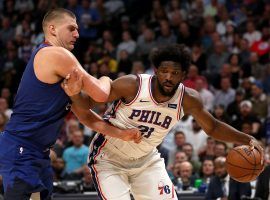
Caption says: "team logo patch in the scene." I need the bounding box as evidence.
[168,103,177,109]
[158,181,171,195]
[139,99,149,102]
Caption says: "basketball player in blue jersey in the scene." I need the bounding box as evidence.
[0,8,141,200]
[63,44,264,200]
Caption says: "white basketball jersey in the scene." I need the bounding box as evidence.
[103,74,185,158]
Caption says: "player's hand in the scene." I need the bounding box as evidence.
[61,69,83,96]
[120,128,142,144]
[249,138,264,165]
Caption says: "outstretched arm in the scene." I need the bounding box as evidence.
[183,88,263,157]
[71,103,141,143]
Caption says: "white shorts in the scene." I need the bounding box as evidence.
[88,134,177,200]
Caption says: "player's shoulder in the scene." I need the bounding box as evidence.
[182,87,203,113]
[113,74,138,86]
[37,46,72,58]
[184,87,201,100]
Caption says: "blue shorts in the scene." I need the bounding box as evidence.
[0,132,53,200]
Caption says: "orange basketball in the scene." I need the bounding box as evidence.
[225,145,264,182]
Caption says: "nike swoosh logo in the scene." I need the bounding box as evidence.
[139,99,149,102]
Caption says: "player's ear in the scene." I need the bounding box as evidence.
[181,70,187,81]
[49,25,56,36]
[153,67,158,75]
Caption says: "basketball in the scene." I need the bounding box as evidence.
[225,145,264,182]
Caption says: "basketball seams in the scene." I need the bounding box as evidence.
[226,161,263,170]
[231,148,254,166]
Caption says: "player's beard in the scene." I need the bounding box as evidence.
[157,80,180,97]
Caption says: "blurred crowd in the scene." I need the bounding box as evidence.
[0,0,270,199]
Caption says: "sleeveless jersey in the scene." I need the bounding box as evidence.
[103,74,185,158]
[5,43,71,150]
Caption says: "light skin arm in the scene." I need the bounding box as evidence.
[183,88,264,161]
[34,47,111,102]
[71,102,141,143]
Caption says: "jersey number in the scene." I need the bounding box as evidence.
[138,125,154,138]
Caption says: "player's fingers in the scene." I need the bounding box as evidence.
[134,131,142,143]
[61,82,65,89]
[65,73,70,80]
[74,69,79,80]
[249,140,254,150]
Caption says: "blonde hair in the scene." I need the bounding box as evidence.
[42,8,76,32]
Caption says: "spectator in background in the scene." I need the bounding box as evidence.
[183,65,208,89]
[62,130,89,179]
[205,156,251,200]
[117,50,133,75]
[1,88,13,108]
[216,9,234,37]
[214,77,236,109]
[227,88,245,122]
[97,50,118,73]
[0,17,15,46]
[156,19,177,47]
[76,0,101,58]
[184,119,208,160]
[198,137,216,162]
[195,79,214,111]
[0,112,8,132]
[0,98,12,119]
[232,100,262,139]
[250,82,268,121]
[167,131,186,167]
[177,21,194,47]
[227,53,241,89]
[243,21,261,47]
[173,161,197,191]
[191,41,207,74]
[199,159,214,187]
[212,105,231,124]
[116,30,136,60]
[130,61,145,75]
[214,142,227,158]
[207,41,229,77]
[242,52,265,80]
[14,0,34,13]
[239,38,251,65]
[263,64,270,95]
[136,28,156,67]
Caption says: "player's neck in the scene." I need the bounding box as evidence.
[44,37,60,48]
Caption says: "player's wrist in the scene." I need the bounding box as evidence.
[70,92,82,101]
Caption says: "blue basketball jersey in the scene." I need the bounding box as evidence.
[5,43,71,149]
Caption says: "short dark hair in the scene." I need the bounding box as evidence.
[150,44,191,72]
[42,8,76,31]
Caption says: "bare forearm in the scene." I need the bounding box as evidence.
[82,74,111,102]
[71,105,124,139]
[70,92,92,110]
[208,120,253,145]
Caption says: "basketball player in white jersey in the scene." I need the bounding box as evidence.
[63,44,263,200]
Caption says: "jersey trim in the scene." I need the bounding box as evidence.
[177,84,185,120]
[122,74,142,106]
[88,134,107,200]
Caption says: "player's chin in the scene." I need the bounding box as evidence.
[163,88,174,95]
[69,44,75,50]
